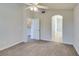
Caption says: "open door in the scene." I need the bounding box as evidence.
[31,18,40,40]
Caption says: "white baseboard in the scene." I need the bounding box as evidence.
[41,39,52,41]
[51,40,73,45]
[0,41,23,51]
[63,41,73,45]
[73,44,79,55]
[40,39,73,45]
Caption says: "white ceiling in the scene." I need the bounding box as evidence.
[39,3,77,10]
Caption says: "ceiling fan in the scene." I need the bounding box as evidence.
[25,3,48,12]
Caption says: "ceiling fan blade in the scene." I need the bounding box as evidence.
[25,3,33,6]
[25,6,32,10]
[36,5,48,9]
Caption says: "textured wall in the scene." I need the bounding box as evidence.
[0,3,23,50]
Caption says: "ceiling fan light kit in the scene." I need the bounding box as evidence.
[28,6,38,12]
[25,3,48,12]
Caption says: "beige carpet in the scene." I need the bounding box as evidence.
[0,40,78,56]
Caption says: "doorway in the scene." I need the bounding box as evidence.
[30,18,40,40]
[27,18,40,42]
[52,15,63,43]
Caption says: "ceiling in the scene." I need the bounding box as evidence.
[39,3,77,10]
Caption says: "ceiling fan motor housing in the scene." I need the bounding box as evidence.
[41,10,45,13]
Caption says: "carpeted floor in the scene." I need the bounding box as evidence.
[0,40,78,56]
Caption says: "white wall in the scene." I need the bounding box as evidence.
[35,10,73,44]
[73,4,79,54]
[0,3,23,50]
[25,9,73,44]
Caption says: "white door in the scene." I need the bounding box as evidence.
[52,15,63,42]
[31,18,40,40]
